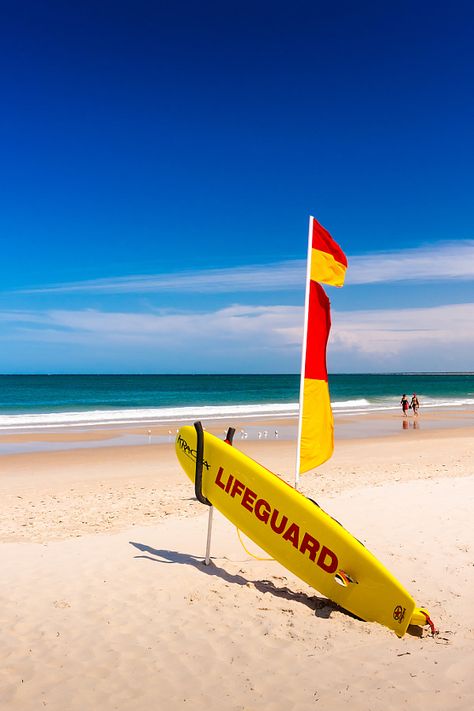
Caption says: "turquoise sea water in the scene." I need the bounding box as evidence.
[0,373,473,431]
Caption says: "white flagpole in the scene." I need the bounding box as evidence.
[204,506,214,565]
[294,215,314,489]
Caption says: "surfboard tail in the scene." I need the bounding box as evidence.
[410,607,437,635]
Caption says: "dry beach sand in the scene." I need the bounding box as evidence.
[1,412,473,710]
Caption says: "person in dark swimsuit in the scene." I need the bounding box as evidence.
[401,394,409,417]
[411,393,420,416]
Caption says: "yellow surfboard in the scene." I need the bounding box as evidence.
[176,424,433,637]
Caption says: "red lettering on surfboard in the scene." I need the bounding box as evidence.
[270,509,288,534]
[282,522,300,549]
[213,466,339,575]
[241,487,257,512]
[215,467,226,490]
[299,532,320,562]
[317,546,338,574]
[230,478,245,498]
[255,498,271,523]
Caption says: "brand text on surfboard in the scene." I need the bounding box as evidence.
[176,434,210,470]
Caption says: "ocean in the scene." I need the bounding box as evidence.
[0,373,473,431]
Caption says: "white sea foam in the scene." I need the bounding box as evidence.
[332,398,371,409]
[1,396,473,432]
[0,403,299,431]
[415,397,474,408]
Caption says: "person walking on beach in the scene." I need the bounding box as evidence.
[400,394,409,417]
[411,393,420,416]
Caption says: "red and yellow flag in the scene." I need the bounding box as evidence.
[310,217,347,287]
[297,217,347,477]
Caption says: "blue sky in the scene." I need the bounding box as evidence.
[1,0,473,373]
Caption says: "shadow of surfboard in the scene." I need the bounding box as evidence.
[129,540,351,620]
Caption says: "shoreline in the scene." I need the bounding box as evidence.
[1,405,474,455]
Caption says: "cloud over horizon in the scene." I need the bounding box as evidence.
[2,301,473,373]
[12,240,474,295]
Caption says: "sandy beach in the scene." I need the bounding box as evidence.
[1,413,473,710]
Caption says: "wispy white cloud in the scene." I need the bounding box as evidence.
[13,240,474,294]
[0,305,303,347]
[329,302,474,371]
[2,302,473,372]
[331,302,474,355]
[16,262,306,294]
[347,240,474,285]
